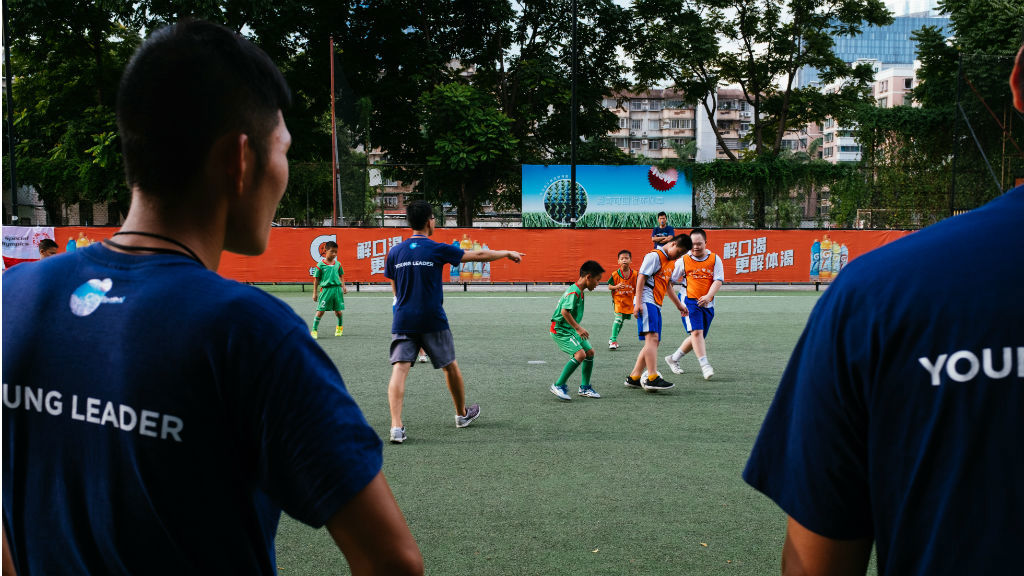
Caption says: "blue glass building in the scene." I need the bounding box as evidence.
[796,15,952,87]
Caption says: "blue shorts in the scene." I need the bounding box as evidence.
[637,302,663,341]
[683,298,715,337]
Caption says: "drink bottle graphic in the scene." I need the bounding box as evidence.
[450,239,461,282]
[831,242,842,277]
[472,241,483,279]
[839,244,849,272]
[460,234,473,279]
[810,238,821,280]
[820,235,833,280]
[66,237,77,253]
[482,244,491,281]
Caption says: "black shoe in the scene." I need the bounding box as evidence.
[641,376,675,392]
[624,375,643,389]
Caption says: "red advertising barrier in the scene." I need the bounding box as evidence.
[58,226,912,284]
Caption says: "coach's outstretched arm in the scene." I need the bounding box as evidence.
[326,472,424,575]
[461,249,524,263]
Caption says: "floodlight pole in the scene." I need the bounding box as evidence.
[569,0,578,228]
[329,36,344,226]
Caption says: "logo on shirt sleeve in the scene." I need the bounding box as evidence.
[69,279,125,317]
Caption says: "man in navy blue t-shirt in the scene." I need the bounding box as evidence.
[384,200,523,444]
[743,44,1024,576]
[650,211,675,247]
[2,21,422,575]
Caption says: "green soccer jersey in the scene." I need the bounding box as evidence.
[551,284,585,332]
[315,260,343,287]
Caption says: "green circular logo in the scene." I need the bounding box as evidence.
[542,179,588,225]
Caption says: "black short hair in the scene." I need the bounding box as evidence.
[657,211,668,218]
[580,260,605,278]
[117,20,291,197]
[406,200,434,230]
[38,239,58,252]
[324,241,338,250]
[617,249,631,258]
[690,228,707,240]
[669,234,693,252]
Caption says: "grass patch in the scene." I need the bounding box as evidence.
[268,290,875,575]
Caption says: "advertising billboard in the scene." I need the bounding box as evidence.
[522,164,692,228]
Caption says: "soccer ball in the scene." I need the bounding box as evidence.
[640,369,663,381]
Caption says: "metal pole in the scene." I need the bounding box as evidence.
[3,0,20,223]
[569,0,578,228]
[949,51,962,217]
[329,36,338,226]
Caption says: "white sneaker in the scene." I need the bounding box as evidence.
[390,426,407,444]
[417,354,429,363]
[608,340,619,350]
[664,355,684,374]
[702,364,714,380]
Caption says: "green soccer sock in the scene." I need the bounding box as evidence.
[581,357,594,388]
[555,357,581,387]
[337,314,343,326]
[610,313,624,341]
[313,316,321,330]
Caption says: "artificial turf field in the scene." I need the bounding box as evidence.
[266,287,877,575]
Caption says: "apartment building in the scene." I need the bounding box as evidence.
[605,90,699,159]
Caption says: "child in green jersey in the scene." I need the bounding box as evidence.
[311,241,347,339]
[549,260,605,400]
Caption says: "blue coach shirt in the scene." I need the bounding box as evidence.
[385,234,464,334]
[3,244,383,575]
[651,224,674,246]
[743,184,1024,576]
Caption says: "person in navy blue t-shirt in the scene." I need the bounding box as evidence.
[743,44,1024,576]
[384,200,523,444]
[2,21,422,575]
[650,211,675,247]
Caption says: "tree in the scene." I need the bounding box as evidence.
[419,82,518,226]
[6,0,141,223]
[629,0,892,226]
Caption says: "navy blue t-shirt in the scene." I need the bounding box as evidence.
[385,235,464,334]
[743,184,1024,575]
[2,244,383,575]
[651,225,675,246]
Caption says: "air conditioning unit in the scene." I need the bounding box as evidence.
[642,139,649,146]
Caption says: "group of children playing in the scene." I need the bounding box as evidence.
[549,227,724,400]
[308,230,724,402]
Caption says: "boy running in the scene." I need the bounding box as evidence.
[665,228,724,380]
[549,260,605,400]
[607,249,635,350]
[311,240,346,339]
[624,234,692,392]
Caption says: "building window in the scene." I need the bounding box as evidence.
[904,78,913,89]
[824,133,834,143]
[619,118,627,129]
[629,140,641,150]
[667,118,693,129]
[648,140,661,150]
[630,119,642,130]
[603,98,618,108]
[630,100,643,111]
[613,138,628,148]
[839,145,861,153]
[664,100,683,109]
[824,118,834,128]
[838,130,857,138]
[648,120,661,130]
[716,120,732,130]
[649,100,662,111]
[877,97,887,108]
[379,196,399,208]
[880,80,888,92]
